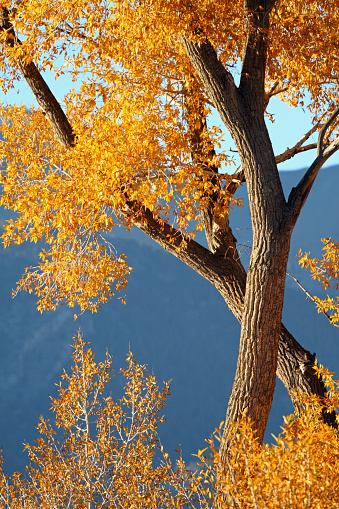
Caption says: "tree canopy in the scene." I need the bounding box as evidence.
[0,0,339,461]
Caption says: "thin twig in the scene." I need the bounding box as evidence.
[286,272,339,329]
[276,117,325,164]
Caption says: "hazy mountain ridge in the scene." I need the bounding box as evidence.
[0,165,338,475]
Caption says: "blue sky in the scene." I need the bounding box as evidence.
[3,69,339,173]
[215,95,339,172]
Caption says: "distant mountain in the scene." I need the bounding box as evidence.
[0,164,338,475]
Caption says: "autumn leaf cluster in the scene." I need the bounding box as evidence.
[0,333,211,509]
[191,366,339,508]
[298,238,339,324]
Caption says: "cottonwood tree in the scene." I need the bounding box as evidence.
[0,0,339,462]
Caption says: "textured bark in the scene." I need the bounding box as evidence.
[121,200,247,320]
[184,74,238,258]
[278,325,336,426]
[181,0,294,449]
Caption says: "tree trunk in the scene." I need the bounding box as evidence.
[179,0,337,456]
[181,25,292,444]
[221,116,291,450]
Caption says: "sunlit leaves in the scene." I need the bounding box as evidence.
[1,335,339,508]
[268,0,339,119]
[0,0,339,311]
[0,333,211,509]
[298,238,339,324]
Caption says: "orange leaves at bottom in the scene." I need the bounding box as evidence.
[1,335,339,508]
[0,333,209,509]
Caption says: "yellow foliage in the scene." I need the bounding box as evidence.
[0,0,338,311]
[298,238,339,324]
[0,333,211,509]
[196,367,339,508]
[1,336,339,508]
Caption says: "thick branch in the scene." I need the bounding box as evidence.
[239,0,278,112]
[120,200,246,320]
[0,7,75,147]
[181,22,286,220]
[183,74,237,257]
[278,325,337,427]
[179,34,241,133]
[17,60,75,147]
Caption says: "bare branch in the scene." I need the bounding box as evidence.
[317,105,339,156]
[287,108,339,223]
[161,92,183,109]
[287,273,339,329]
[269,86,288,98]
[275,119,323,164]
[264,80,288,109]
[275,143,320,164]
[223,119,327,190]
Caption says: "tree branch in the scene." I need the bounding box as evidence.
[317,106,339,157]
[264,80,288,110]
[287,108,339,224]
[225,167,246,196]
[239,0,278,112]
[275,119,324,164]
[0,7,75,147]
[183,74,238,258]
[120,199,247,320]
[287,272,339,329]
[17,59,75,147]
[276,143,320,164]
[278,324,337,427]
[179,34,241,135]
